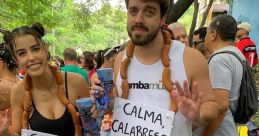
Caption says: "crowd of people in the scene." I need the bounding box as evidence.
[0,0,258,136]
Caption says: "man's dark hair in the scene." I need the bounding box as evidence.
[193,27,207,40]
[125,0,169,18]
[209,14,237,41]
[63,48,77,61]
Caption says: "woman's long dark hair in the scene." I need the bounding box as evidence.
[0,29,18,72]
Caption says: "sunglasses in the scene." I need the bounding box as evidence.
[193,40,204,46]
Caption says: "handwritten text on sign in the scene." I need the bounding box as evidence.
[111,98,175,136]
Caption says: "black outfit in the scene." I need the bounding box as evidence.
[29,72,75,136]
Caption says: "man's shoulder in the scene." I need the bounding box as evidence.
[239,37,256,46]
[209,48,245,69]
[62,65,78,70]
[62,65,87,74]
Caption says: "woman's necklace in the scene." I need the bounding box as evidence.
[21,65,81,136]
[120,30,177,112]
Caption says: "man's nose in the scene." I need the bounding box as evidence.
[135,12,144,23]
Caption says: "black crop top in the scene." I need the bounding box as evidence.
[29,72,75,136]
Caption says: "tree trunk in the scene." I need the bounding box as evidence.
[166,0,195,24]
[199,0,214,27]
[189,0,199,47]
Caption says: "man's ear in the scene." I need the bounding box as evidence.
[211,30,217,41]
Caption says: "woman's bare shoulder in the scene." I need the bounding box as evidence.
[64,72,86,84]
[10,80,25,98]
[61,71,89,96]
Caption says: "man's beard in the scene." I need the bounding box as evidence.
[127,24,160,46]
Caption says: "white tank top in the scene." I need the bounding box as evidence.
[116,40,192,136]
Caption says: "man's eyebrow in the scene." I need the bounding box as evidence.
[145,5,157,10]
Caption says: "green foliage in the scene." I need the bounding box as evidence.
[178,3,194,34]
[0,0,128,56]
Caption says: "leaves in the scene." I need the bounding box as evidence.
[0,0,128,56]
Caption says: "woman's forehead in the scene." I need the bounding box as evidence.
[14,35,37,48]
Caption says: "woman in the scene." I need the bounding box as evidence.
[6,23,89,136]
[82,51,96,81]
[95,46,119,69]
[91,46,119,134]
[0,33,18,133]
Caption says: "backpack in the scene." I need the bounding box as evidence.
[208,51,258,124]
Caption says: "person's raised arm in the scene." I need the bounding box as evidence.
[183,47,218,126]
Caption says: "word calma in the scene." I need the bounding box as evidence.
[123,103,163,126]
[112,120,167,136]
[112,102,167,136]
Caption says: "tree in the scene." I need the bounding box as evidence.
[199,0,214,27]
[166,0,195,24]
[189,0,199,46]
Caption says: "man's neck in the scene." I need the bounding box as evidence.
[65,60,77,66]
[237,33,249,40]
[210,40,234,53]
[239,35,249,40]
[134,31,164,65]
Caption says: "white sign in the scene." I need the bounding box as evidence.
[21,129,57,136]
[111,97,175,136]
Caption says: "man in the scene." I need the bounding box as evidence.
[168,22,190,46]
[91,0,218,135]
[192,27,209,58]
[194,15,245,136]
[236,22,258,67]
[61,48,89,84]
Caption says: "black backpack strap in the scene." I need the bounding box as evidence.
[65,72,68,98]
[208,51,246,68]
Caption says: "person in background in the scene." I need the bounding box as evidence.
[192,27,210,59]
[6,23,89,136]
[61,48,89,84]
[77,55,84,69]
[82,51,96,82]
[96,46,119,69]
[163,27,174,40]
[52,55,65,68]
[193,14,245,136]
[236,22,258,67]
[168,22,190,46]
[90,46,119,134]
[0,31,18,134]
